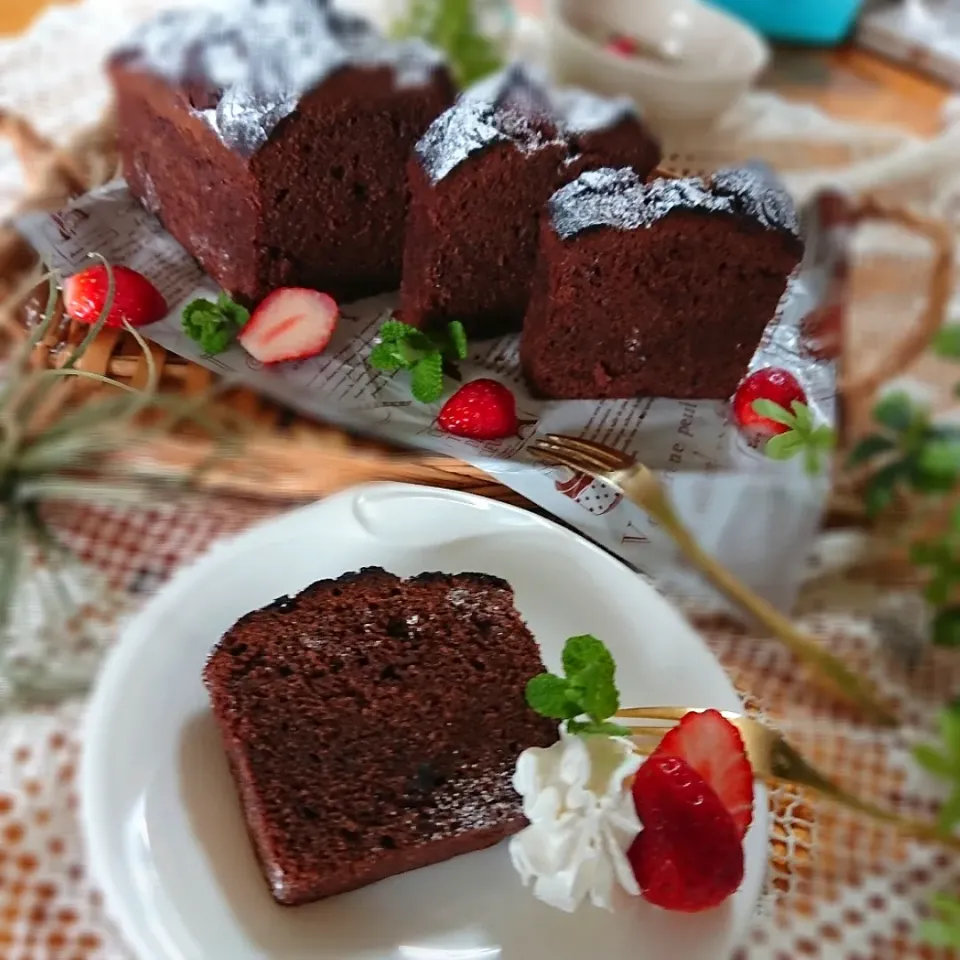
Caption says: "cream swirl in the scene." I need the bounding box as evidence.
[509,732,643,912]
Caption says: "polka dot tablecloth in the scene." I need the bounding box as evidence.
[1,497,960,960]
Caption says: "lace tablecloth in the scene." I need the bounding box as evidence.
[3,2,960,958]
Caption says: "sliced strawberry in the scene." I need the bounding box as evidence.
[651,709,754,838]
[63,264,167,329]
[239,288,338,365]
[732,368,807,435]
[628,755,744,912]
[437,378,518,441]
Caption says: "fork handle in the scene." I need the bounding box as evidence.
[816,783,960,849]
[644,496,896,727]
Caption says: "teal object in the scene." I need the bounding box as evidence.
[705,0,865,44]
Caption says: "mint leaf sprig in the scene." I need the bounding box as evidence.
[391,0,504,88]
[368,318,468,404]
[526,634,631,737]
[181,292,250,355]
[753,398,836,476]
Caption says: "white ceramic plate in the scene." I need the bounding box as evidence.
[81,482,767,960]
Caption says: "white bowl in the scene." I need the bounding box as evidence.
[544,0,770,125]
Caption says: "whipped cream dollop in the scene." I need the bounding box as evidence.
[509,732,643,913]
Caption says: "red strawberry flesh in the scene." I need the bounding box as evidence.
[605,34,638,57]
[628,755,744,912]
[732,367,806,435]
[239,288,338,365]
[437,378,518,441]
[651,709,754,838]
[63,264,168,329]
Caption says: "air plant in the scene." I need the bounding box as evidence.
[0,258,240,708]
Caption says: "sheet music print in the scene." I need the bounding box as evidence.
[17,180,836,611]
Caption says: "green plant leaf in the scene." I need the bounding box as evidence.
[751,398,797,428]
[525,673,579,719]
[763,431,804,461]
[934,608,960,648]
[578,661,619,720]
[410,352,444,404]
[446,320,469,360]
[847,434,897,467]
[790,399,814,432]
[919,440,960,480]
[368,341,405,371]
[873,391,915,433]
[938,789,960,835]
[181,294,249,355]
[562,634,613,679]
[920,917,960,948]
[934,325,960,359]
[863,460,909,517]
[568,719,633,737]
[940,704,960,760]
[914,744,955,778]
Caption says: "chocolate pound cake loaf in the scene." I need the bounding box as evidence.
[109,0,454,305]
[521,164,805,400]
[203,568,558,906]
[400,64,660,338]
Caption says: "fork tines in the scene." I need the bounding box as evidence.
[529,434,633,475]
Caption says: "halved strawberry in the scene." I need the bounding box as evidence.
[63,264,167,329]
[238,288,338,365]
[628,755,744,912]
[651,709,754,838]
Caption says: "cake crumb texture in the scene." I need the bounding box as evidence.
[203,567,558,906]
[521,164,804,400]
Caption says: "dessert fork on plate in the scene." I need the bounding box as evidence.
[618,706,960,850]
[528,433,896,726]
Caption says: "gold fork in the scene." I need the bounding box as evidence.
[617,706,959,850]
[529,433,897,727]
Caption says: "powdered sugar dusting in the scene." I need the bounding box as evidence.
[552,87,637,135]
[422,761,517,839]
[415,96,561,185]
[418,61,645,184]
[549,164,801,241]
[115,0,445,156]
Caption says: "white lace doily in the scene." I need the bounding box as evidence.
[3,2,960,959]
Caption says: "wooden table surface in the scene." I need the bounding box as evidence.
[0,0,952,138]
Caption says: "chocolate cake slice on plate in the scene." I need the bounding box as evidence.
[203,567,558,906]
[109,0,454,304]
[521,164,805,400]
[399,64,660,338]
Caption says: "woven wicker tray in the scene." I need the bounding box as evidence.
[0,107,952,507]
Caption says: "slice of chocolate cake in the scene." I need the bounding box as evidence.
[203,568,558,906]
[399,64,661,339]
[521,164,805,400]
[109,0,454,305]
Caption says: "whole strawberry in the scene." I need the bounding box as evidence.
[628,755,744,912]
[438,379,518,441]
[63,265,168,329]
[732,368,806,435]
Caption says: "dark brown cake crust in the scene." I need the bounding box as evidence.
[109,0,454,305]
[521,165,805,400]
[203,567,558,906]
[399,65,661,338]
